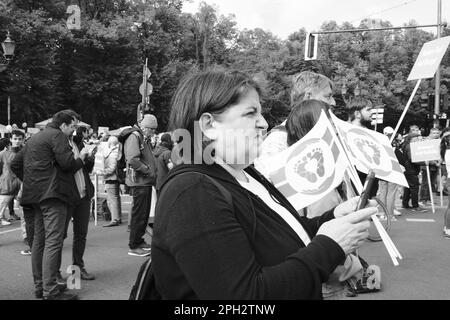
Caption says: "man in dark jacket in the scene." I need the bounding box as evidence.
[124,114,158,257]
[11,110,89,300]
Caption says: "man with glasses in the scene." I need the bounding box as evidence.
[124,114,158,257]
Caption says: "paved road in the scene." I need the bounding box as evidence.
[1,193,449,300]
[0,193,147,300]
[349,197,450,300]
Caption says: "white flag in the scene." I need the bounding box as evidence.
[259,111,350,213]
[330,113,408,187]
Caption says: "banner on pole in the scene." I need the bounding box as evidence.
[330,113,408,187]
[407,36,450,81]
[410,139,441,163]
[27,127,40,135]
[98,126,109,135]
[258,111,350,212]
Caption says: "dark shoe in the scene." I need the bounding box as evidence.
[80,268,95,281]
[138,242,151,251]
[35,283,67,299]
[411,207,428,212]
[103,220,120,227]
[43,292,79,300]
[401,205,411,209]
[118,219,122,224]
[8,214,21,221]
[35,290,43,299]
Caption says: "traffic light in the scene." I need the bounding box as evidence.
[304,33,318,61]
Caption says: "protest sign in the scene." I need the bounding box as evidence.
[392,37,450,143]
[408,36,450,81]
[410,139,441,163]
[98,126,109,135]
[27,127,40,135]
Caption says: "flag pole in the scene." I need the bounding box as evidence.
[439,165,444,207]
[327,112,401,264]
[94,173,98,226]
[325,109,364,193]
[390,79,422,144]
[426,162,436,213]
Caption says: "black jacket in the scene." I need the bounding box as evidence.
[154,145,172,191]
[71,138,95,200]
[11,124,84,205]
[402,142,421,175]
[152,163,345,300]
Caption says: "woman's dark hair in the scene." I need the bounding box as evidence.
[76,126,88,136]
[169,70,262,133]
[73,126,88,145]
[168,69,262,163]
[160,133,173,150]
[286,99,330,146]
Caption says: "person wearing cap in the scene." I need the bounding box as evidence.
[376,126,404,220]
[124,114,158,257]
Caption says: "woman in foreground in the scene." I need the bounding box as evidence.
[152,70,375,299]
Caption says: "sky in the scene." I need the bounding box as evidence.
[182,0,450,40]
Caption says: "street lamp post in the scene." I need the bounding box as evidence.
[1,31,16,126]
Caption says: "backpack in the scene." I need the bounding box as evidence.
[129,257,161,300]
[115,151,127,185]
[117,127,157,185]
[116,128,138,184]
[128,171,233,300]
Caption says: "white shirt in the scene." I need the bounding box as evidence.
[238,172,311,246]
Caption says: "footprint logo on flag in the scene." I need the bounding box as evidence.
[354,138,381,165]
[293,148,325,183]
[275,129,339,196]
[346,128,393,177]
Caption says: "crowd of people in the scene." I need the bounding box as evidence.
[1,68,449,300]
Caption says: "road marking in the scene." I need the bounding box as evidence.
[406,219,436,223]
[0,227,21,235]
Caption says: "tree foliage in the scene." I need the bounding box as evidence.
[0,1,449,133]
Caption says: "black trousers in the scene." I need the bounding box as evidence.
[59,196,92,270]
[403,173,420,208]
[31,199,68,297]
[23,205,35,248]
[419,168,438,201]
[129,186,152,249]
